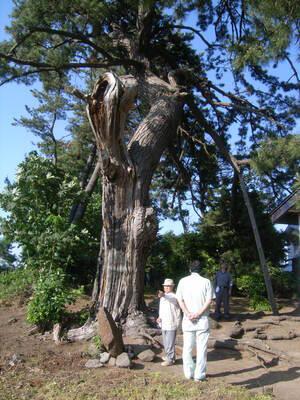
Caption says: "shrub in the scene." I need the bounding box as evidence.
[237,273,271,312]
[27,268,78,329]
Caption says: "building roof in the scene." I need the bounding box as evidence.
[270,190,300,225]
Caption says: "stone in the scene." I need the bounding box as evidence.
[7,317,18,325]
[108,357,116,367]
[116,352,131,368]
[137,349,155,362]
[8,353,24,367]
[85,359,103,369]
[99,352,110,364]
[97,307,124,357]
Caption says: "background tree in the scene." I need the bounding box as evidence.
[0,236,16,271]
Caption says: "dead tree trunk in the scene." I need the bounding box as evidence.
[86,72,182,321]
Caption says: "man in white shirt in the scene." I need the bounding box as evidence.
[176,261,213,381]
[157,278,181,366]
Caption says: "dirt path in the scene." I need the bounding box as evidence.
[1,298,300,400]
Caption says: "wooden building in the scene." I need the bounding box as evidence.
[270,190,300,295]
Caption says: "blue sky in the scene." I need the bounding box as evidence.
[0,1,38,190]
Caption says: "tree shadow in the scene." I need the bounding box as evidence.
[131,362,145,370]
[208,364,262,378]
[232,366,300,389]
[208,347,243,362]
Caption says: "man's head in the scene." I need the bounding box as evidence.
[189,260,201,274]
[220,259,228,271]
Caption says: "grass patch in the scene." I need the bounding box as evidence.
[0,368,273,400]
[0,268,36,302]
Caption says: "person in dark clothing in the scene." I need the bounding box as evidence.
[214,260,233,320]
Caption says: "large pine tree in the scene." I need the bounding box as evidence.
[1,0,299,321]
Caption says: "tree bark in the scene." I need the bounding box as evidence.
[91,230,104,304]
[86,72,182,321]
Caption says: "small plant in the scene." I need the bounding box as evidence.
[27,268,77,329]
[92,334,103,350]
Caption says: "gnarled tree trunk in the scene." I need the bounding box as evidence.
[87,72,182,321]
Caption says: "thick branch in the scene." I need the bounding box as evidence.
[0,68,56,87]
[28,26,113,60]
[0,52,142,71]
[195,77,285,129]
[71,160,101,224]
[128,94,182,183]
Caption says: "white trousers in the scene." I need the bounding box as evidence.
[182,329,209,380]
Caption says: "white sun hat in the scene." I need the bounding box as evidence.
[162,278,175,286]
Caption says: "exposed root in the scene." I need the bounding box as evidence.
[254,331,300,340]
[66,320,97,342]
[53,323,62,344]
[138,331,163,348]
[208,337,291,364]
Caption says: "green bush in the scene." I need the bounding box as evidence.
[0,268,36,301]
[27,268,79,329]
[237,273,271,312]
[249,297,272,312]
[270,268,296,297]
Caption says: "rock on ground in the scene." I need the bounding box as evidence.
[85,359,103,369]
[99,352,110,364]
[97,307,124,357]
[108,357,116,367]
[137,349,155,362]
[116,352,131,368]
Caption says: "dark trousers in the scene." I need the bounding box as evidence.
[215,287,230,317]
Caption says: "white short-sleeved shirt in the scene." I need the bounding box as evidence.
[159,292,181,331]
[176,273,213,332]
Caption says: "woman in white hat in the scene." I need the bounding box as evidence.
[157,278,181,366]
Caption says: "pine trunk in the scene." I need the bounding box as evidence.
[87,72,182,321]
